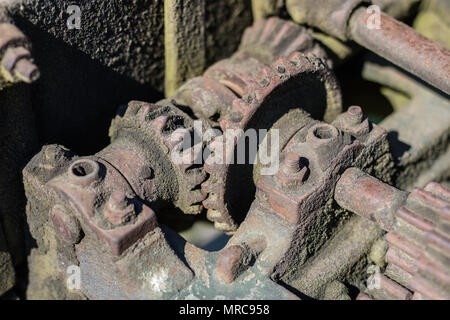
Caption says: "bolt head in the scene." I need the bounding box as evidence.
[105,191,135,225]
[342,106,370,136]
[276,153,309,185]
[231,111,243,123]
[109,191,127,210]
[348,106,363,118]
[341,106,370,136]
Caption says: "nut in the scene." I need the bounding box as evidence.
[275,152,309,185]
[104,191,135,225]
[341,106,370,136]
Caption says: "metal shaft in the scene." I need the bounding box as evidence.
[334,167,408,231]
[348,7,450,95]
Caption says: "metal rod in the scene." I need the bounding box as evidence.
[334,167,408,231]
[348,7,450,95]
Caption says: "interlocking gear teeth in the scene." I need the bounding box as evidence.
[203,57,266,97]
[238,17,330,67]
[171,77,238,126]
[202,52,342,232]
[220,52,342,131]
[111,100,209,215]
[368,182,450,300]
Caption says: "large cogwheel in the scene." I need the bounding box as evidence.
[109,100,210,215]
[202,52,342,232]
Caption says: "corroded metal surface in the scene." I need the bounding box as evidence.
[349,7,450,95]
[1,0,449,301]
[359,182,450,300]
[364,59,450,190]
[23,106,393,299]
[171,18,342,231]
[0,23,39,88]
[284,0,450,94]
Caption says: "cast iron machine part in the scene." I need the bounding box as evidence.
[24,18,341,298]
[21,101,384,299]
[281,0,450,95]
[16,9,450,299]
[24,94,450,299]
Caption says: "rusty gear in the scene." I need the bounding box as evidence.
[366,182,450,300]
[108,100,209,215]
[203,52,342,231]
[0,23,39,88]
[0,1,449,301]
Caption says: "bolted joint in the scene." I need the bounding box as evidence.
[104,191,136,225]
[346,106,363,125]
[275,152,309,186]
[50,205,82,244]
[340,106,370,137]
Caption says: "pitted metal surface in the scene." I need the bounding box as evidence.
[0,0,449,300]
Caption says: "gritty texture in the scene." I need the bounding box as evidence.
[164,0,206,96]
[204,0,253,70]
[0,219,15,295]
[0,82,38,293]
[7,0,165,88]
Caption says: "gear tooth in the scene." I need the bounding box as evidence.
[240,26,253,46]
[153,115,170,133]
[241,19,265,47]
[201,177,222,196]
[272,20,297,47]
[201,182,210,195]
[201,180,212,194]
[409,188,449,215]
[126,100,147,115]
[305,45,330,65]
[284,32,314,57]
[259,16,282,43]
[185,168,207,186]
[165,127,190,149]
[185,204,203,215]
[207,209,222,220]
[203,197,219,211]
[240,18,317,65]
[176,145,203,172]
[424,182,450,202]
[189,189,207,204]
[380,183,450,300]
[214,221,237,233]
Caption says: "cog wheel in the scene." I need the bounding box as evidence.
[238,17,330,67]
[365,182,450,300]
[109,100,210,215]
[172,18,331,128]
[202,52,342,232]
